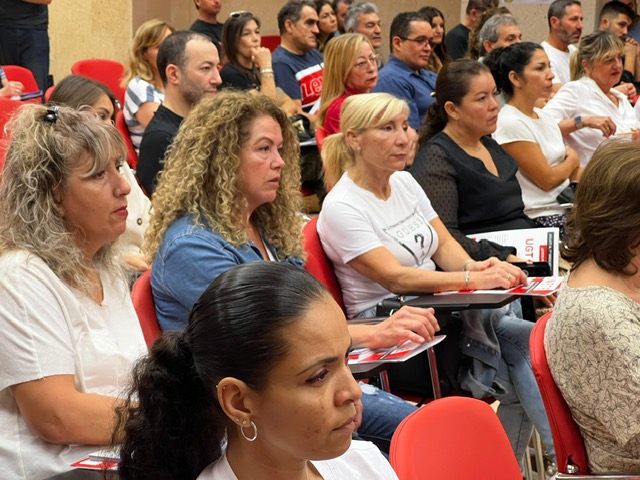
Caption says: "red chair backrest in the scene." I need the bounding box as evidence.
[390,396,522,480]
[131,269,162,348]
[3,65,41,102]
[530,312,589,474]
[315,125,327,152]
[115,110,139,170]
[261,35,281,52]
[302,217,346,312]
[0,98,23,170]
[71,59,126,106]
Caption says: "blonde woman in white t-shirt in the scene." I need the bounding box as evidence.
[486,41,582,233]
[0,104,146,479]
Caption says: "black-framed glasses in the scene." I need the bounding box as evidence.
[353,54,381,70]
[398,36,431,47]
[43,106,59,124]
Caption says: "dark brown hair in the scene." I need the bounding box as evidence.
[562,140,640,275]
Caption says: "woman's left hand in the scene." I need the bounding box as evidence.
[535,292,557,309]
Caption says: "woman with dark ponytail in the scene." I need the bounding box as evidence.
[413,59,536,262]
[116,262,398,480]
[486,42,581,234]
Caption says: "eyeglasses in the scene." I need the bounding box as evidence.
[43,106,59,124]
[353,54,381,70]
[398,36,431,47]
[229,10,251,19]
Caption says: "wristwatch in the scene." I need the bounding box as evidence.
[574,115,583,129]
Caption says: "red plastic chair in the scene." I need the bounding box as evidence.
[71,59,126,106]
[261,35,281,52]
[315,125,327,152]
[302,217,346,312]
[0,98,23,170]
[115,110,139,170]
[131,269,162,348]
[2,65,41,102]
[390,396,522,480]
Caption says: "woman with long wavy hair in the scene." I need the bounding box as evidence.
[0,104,146,479]
[317,33,378,136]
[144,91,304,332]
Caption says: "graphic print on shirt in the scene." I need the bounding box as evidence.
[295,63,324,110]
[382,208,435,266]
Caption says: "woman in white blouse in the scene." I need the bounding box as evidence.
[486,42,582,232]
[543,30,640,167]
[0,105,146,479]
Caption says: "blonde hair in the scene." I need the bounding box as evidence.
[317,33,374,127]
[0,104,127,293]
[322,92,409,187]
[570,30,624,81]
[144,91,305,263]
[122,19,175,87]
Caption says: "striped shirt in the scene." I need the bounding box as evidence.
[124,77,163,154]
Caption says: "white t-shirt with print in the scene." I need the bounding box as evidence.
[318,171,439,318]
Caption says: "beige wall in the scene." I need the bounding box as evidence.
[48,0,605,85]
[49,0,132,84]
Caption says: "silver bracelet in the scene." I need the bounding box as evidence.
[462,259,474,271]
[260,68,274,74]
[464,270,471,290]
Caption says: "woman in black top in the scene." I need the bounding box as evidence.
[219,11,298,116]
[412,59,535,262]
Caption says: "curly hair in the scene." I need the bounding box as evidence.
[0,104,127,293]
[122,19,175,87]
[144,91,304,263]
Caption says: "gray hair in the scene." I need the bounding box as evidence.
[0,104,127,293]
[344,2,379,33]
[479,14,519,46]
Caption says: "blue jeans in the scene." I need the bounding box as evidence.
[490,305,556,464]
[358,382,417,453]
[0,27,50,92]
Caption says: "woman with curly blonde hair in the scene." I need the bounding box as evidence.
[145,91,305,331]
[0,104,146,479]
[122,18,174,153]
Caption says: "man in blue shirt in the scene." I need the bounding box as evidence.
[373,11,436,130]
[272,0,324,113]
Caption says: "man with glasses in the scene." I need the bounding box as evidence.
[373,11,436,130]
